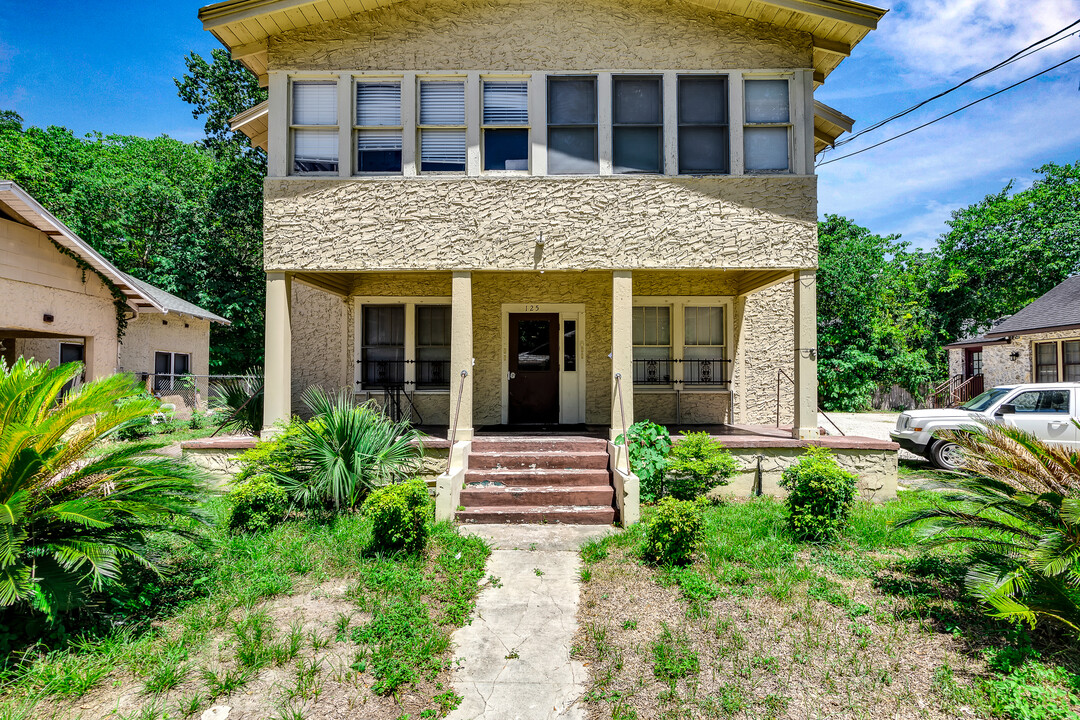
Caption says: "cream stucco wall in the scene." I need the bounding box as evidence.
[0,217,118,378]
[288,269,792,426]
[264,177,817,272]
[268,0,812,72]
[119,314,212,377]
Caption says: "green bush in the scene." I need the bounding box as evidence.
[779,446,858,542]
[643,497,704,566]
[665,432,738,500]
[362,479,431,554]
[227,475,289,534]
[616,420,672,502]
[235,420,306,484]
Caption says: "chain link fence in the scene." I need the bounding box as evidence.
[138,374,249,417]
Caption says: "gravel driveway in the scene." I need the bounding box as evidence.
[818,411,923,462]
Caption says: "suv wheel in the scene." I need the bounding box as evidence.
[930,439,965,471]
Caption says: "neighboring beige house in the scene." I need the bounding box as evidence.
[945,275,1080,399]
[0,181,230,403]
[198,0,892,522]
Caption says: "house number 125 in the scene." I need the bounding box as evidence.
[524,304,541,312]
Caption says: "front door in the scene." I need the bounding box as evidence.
[508,313,559,424]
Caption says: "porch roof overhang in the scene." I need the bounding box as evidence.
[206,0,886,152]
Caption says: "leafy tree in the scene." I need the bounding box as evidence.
[0,359,209,619]
[931,161,1080,340]
[817,215,939,410]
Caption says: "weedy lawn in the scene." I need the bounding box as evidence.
[574,491,1080,720]
[0,505,490,720]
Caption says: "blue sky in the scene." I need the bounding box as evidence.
[2,0,1079,248]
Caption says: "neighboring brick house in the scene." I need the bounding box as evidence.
[0,181,229,405]
[945,275,1080,396]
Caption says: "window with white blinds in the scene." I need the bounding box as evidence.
[291,80,339,174]
[482,80,529,171]
[744,79,790,172]
[355,81,402,173]
[419,80,466,172]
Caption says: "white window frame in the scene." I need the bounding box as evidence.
[417,76,468,175]
[353,76,405,176]
[353,296,452,393]
[288,77,340,177]
[632,296,734,391]
[742,75,793,174]
[480,75,531,175]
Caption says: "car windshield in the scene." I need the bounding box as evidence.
[960,387,1011,412]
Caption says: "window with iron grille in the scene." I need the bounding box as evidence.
[632,306,672,385]
[683,306,726,385]
[416,305,451,388]
[361,305,405,387]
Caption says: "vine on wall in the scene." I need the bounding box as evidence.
[49,239,130,341]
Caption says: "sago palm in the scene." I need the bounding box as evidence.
[0,358,211,618]
[897,423,1080,633]
[277,387,422,512]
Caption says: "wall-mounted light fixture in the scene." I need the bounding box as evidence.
[1010,351,1021,360]
[43,314,54,323]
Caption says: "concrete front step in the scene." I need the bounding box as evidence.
[460,485,614,507]
[457,505,616,525]
[468,450,609,471]
[470,437,608,454]
[465,468,611,487]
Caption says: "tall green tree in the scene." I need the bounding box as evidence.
[931,162,1080,340]
[817,215,939,410]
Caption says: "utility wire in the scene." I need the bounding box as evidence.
[828,18,1080,150]
[817,51,1080,167]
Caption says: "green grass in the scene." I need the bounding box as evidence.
[0,505,489,718]
[577,491,1080,720]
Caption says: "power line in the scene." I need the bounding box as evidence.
[817,51,1080,167]
[828,18,1080,150]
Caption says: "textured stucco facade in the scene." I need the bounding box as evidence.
[118,314,212,377]
[264,177,817,272]
[267,0,812,73]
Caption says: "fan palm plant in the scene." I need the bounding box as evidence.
[276,387,422,512]
[210,370,264,436]
[0,358,211,619]
[896,423,1080,633]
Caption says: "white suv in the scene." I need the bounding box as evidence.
[890,383,1080,470]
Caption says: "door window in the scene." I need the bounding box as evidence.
[1010,389,1070,413]
[516,320,552,370]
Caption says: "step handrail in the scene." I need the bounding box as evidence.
[775,367,845,436]
[614,372,630,474]
[446,369,469,473]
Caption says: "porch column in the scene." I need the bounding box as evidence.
[263,271,293,432]
[793,269,819,439]
[450,271,473,440]
[611,270,634,440]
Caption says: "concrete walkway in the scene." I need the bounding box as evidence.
[446,524,616,720]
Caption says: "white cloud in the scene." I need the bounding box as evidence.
[817,78,1080,246]
[877,0,1080,83]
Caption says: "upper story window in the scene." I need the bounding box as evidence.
[678,75,729,175]
[419,79,467,173]
[744,79,790,172]
[547,76,598,175]
[613,75,663,174]
[355,81,402,174]
[291,80,338,174]
[483,80,529,172]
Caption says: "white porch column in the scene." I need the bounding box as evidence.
[263,271,293,432]
[611,270,634,440]
[450,271,474,440]
[793,269,819,439]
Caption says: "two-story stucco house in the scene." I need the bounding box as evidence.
[198,0,891,524]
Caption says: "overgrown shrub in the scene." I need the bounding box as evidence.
[897,424,1080,634]
[643,497,704,566]
[616,420,671,503]
[665,432,738,500]
[114,390,158,440]
[235,420,306,484]
[780,446,858,542]
[228,475,289,534]
[362,479,431,554]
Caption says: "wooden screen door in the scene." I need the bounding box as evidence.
[508,313,560,424]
